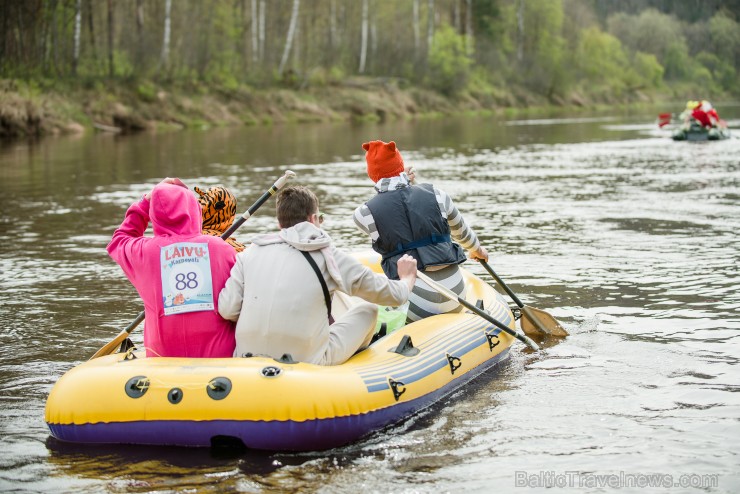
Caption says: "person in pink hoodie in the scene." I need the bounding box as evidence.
[107,178,237,358]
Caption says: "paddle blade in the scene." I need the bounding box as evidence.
[520,305,569,337]
[89,330,129,359]
[658,113,671,128]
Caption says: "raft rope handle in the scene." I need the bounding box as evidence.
[119,345,162,358]
[123,376,226,391]
[119,347,233,391]
[123,347,137,360]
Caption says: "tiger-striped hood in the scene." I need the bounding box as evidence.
[194,185,237,235]
[149,182,202,237]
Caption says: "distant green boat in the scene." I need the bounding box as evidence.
[672,122,731,141]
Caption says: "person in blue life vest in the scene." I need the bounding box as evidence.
[353,140,488,322]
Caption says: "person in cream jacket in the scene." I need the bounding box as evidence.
[218,185,417,365]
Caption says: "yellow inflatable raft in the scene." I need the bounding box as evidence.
[45,252,516,451]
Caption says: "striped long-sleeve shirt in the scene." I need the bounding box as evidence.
[353,175,482,321]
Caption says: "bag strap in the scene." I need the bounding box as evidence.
[300,250,334,324]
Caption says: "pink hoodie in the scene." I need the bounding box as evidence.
[107,182,237,358]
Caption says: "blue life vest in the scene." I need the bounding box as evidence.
[365,183,467,279]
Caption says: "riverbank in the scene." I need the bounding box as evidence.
[0,77,680,139]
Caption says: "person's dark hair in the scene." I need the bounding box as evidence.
[276,185,319,228]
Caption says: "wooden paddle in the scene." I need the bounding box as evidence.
[415,270,539,351]
[478,259,568,337]
[89,170,297,360]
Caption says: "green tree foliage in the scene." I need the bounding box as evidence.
[427,23,473,95]
[696,51,736,90]
[662,41,694,80]
[708,13,740,68]
[517,0,567,98]
[473,1,513,80]
[200,1,244,87]
[0,0,737,100]
[592,0,739,24]
[603,6,740,93]
[607,8,726,84]
[574,27,663,96]
[607,9,688,77]
[576,28,629,82]
[632,52,664,89]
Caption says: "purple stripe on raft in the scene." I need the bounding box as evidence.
[48,347,509,451]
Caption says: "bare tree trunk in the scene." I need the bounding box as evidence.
[517,0,524,62]
[329,0,337,50]
[371,17,377,70]
[293,7,301,74]
[0,5,7,70]
[453,0,460,32]
[87,0,97,61]
[413,0,420,58]
[240,0,247,70]
[41,3,51,74]
[278,0,299,76]
[52,1,59,74]
[136,0,144,67]
[160,0,171,69]
[358,0,368,73]
[338,1,345,50]
[200,4,212,78]
[251,0,258,64]
[107,0,113,77]
[258,0,265,62]
[73,0,81,74]
[427,0,434,51]
[465,0,472,53]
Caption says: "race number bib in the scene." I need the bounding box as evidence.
[160,242,214,315]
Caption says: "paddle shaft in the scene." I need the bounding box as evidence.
[416,270,539,351]
[92,170,296,359]
[479,260,524,308]
[478,259,568,337]
[222,170,296,239]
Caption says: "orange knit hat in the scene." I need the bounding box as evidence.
[363,140,405,182]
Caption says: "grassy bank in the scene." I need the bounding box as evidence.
[0,77,702,139]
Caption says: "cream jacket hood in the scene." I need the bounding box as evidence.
[253,221,346,292]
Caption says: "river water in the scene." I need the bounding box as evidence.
[0,106,738,493]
